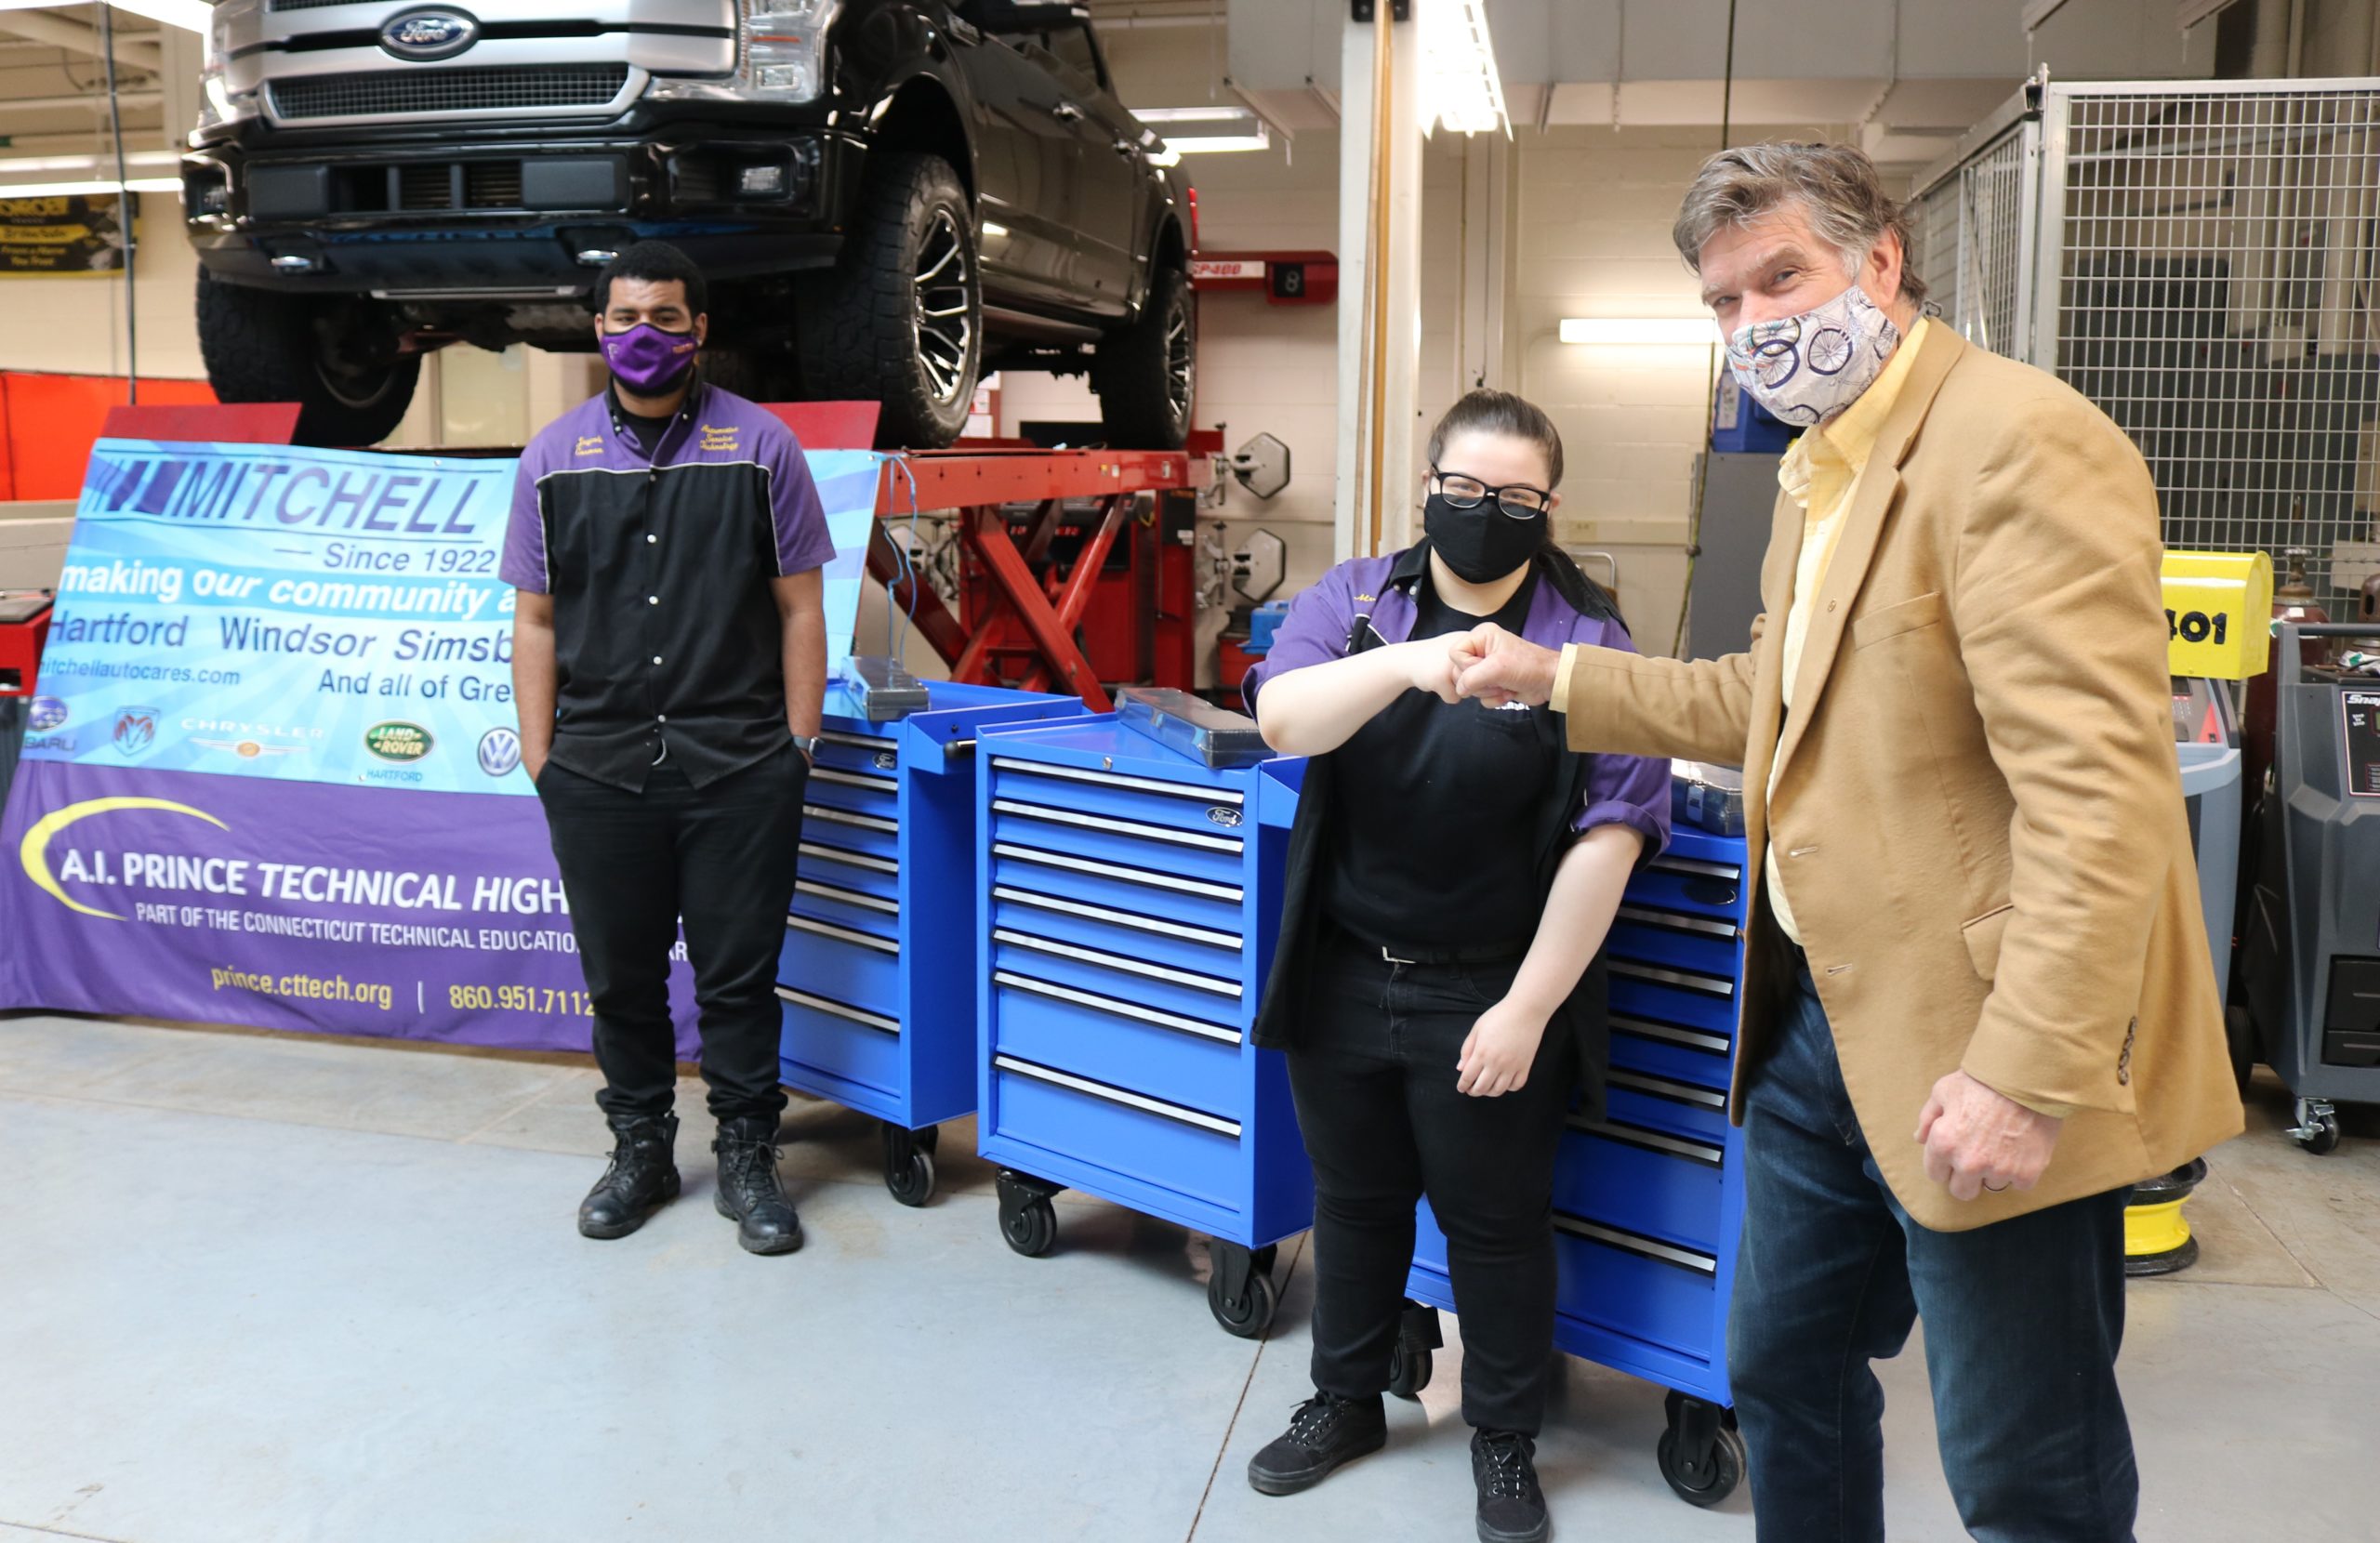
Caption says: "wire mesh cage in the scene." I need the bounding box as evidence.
[1912,77,2380,610]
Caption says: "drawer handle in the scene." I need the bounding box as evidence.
[1649,855,1744,883]
[991,843,1244,903]
[787,915,899,954]
[1607,1069,1728,1109]
[993,1053,1241,1138]
[1611,1014,1732,1056]
[1612,959,1737,999]
[995,929,1243,997]
[993,799,1243,854]
[820,730,897,753]
[991,756,1241,807]
[805,803,898,835]
[797,879,899,916]
[1617,904,1741,942]
[800,840,898,876]
[774,984,898,1035]
[1554,1213,1717,1276]
[1570,1115,1724,1167]
[812,767,899,795]
[993,887,1243,950]
[995,969,1245,1045]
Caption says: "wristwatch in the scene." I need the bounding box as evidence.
[791,733,822,766]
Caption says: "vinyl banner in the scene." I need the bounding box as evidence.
[0,438,885,1053]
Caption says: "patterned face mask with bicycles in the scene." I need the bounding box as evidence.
[1724,280,1903,429]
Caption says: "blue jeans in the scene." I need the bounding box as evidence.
[1728,970,2137,1542]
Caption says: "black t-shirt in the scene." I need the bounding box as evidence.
[1320,569,1562,952]
[619,405,676,454]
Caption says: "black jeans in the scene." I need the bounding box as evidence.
[1287,925,1575,1435]
[1729,969,2137,1542]
[537,744,807,1125]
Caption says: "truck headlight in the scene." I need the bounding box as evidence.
[195,4,261,132]
[648,0,838,105]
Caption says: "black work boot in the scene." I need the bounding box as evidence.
[712,1115,801,1255]
[578,1114,681,1240]
[1246,1391,1388,1496]
[1472,1429,1550,1543]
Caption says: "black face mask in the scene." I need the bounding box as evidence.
[1423,492,1544,585]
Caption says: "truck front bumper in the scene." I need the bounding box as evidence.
[184,122,864,297]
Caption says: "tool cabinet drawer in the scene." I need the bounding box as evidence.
[992,970,1246,1120]
[1553,1214,1719,1363]
[988,798,1245,890]
[989,927,1244,1028]
[987,757,1248,842]
[1554,1116,1726,1255]
[796,840,900,903]
[1610,1014,1734,1093]
[1608,904,1746,983]
[1630,851,1748,921]
[1605,1069,1730,1143]
[990,885,1245,978]
[1610,969,1739,1039]
[805,764,901,824]
[802,802,901,864]
[777,986,900,1099]
[988,1054,1242,1211]
[779,917,901,1016]
[813,727,901,777]
[987,842,1246,941]
[789,877,900,940]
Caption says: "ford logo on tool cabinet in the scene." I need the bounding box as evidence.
[380,7,480,60]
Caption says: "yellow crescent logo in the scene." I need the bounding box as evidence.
[19,797,228,921]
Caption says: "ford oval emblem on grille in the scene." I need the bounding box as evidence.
[380,7,480,60]
[1206,806,1242,828]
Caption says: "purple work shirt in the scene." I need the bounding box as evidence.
[1247,547,1672,856]
[502,382,835,791]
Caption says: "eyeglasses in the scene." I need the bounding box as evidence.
[1431,468,1551,520]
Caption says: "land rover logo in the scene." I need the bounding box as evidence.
[380,7,480,60]
[365,721,434,763]
[1206,806,1242,828]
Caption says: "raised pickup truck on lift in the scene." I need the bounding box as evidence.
[182,0,1196,451]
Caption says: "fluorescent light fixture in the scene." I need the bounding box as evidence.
[0,0,210,29]
[0,152,178,174]
[1559,317,1720,345]
[981,221,1009,237]
[1134,105,1270,156]
[0,177,180,198]
[1421,0,1508,136]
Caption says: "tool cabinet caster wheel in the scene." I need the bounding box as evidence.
[1388,1299,1442,1399]
[2293,1101,2342,1156]
[881,1124,937,1207]
[913,1124,940,1155]
[1001,1195,1056,1256]
[1208,1266,1278,1338]
[1657,1392,1744,1507]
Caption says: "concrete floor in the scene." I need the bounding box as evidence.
[3,1014,2377,1543]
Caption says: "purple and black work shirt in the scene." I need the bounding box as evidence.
[501,382,834,792]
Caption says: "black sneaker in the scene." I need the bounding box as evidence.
[1246,1391,1388,1496]
[1473,1429,1549,1543]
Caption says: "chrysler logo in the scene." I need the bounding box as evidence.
[380,7,480,60]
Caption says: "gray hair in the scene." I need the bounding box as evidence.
[1671,141,1927,305]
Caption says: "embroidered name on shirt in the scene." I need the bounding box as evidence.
[574,435,605,457]
[698,424,740,454]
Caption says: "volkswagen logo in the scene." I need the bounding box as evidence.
[380,7,480,60]
[478,726,522,778]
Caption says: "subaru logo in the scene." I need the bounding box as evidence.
[478,727,522,778]
[380,7,480,60]
[28,695,67,732]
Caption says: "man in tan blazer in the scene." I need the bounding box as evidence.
[1454,143,2241,1541]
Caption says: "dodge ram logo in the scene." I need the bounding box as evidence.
[380,7,480,60]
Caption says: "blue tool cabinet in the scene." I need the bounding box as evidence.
[1400,825,1752,1508]
[971,713,1313,1336]
[776,679,1078,1206]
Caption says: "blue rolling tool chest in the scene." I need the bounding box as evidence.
[972,711,1314,1336]
[777,678,1079,1206]
[1399,824,1753,1508]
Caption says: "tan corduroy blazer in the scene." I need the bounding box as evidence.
[1558,324,2243,1231]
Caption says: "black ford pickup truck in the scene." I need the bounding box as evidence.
[182,0,1194,449]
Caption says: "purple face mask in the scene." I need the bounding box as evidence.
[601,322,699,396]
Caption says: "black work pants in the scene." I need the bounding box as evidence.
[1287,925,1576,1435]
[537,744,806,1125]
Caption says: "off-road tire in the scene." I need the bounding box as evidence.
[1092,265,1194,449]
[195,269,420,447]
